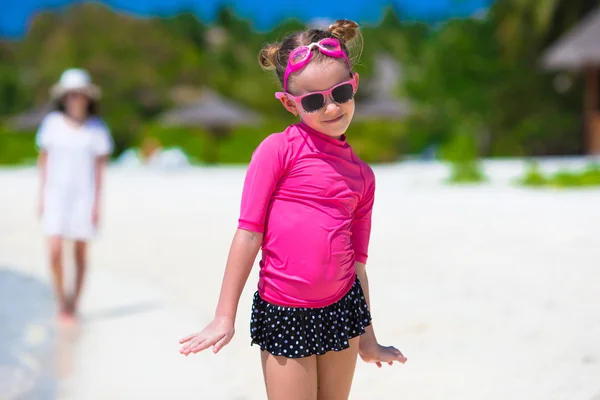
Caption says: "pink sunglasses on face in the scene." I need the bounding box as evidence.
[281,38,351,92]
[276,77,357,113]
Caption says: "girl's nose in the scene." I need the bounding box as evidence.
[323,95,340,114]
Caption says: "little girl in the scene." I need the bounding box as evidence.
[179,20,406,399]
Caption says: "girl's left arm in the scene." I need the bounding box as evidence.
[353,166,407,367]
[355,261,378,345]
[355,258,408,368]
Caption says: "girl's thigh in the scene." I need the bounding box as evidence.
[316,337,360,400]
[261,350,318,400]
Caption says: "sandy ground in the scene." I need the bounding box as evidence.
[1,158,600,400]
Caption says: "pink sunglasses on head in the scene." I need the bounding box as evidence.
[280,37,351,92]
[276,78,357,113]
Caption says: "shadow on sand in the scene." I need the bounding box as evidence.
[0,268,57,400]
[81,301,163,324]
[0,268,163,399]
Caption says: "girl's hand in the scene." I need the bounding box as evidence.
[178,316,235,356]
[359,340,407,368]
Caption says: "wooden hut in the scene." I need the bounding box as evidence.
[541,7,600,154]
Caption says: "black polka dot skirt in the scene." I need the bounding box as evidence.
[250,277,372,358]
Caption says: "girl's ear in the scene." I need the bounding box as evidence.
[278,95,299,116]
[353,72,360,91]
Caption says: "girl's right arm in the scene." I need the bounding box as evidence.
[214,229,263,319]
[179,133,288,356]
[179,228,262,355]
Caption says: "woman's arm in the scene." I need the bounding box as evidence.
[37,151,47,217]
[92,156,109,225]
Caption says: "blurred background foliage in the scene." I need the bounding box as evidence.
[0,0,598,165]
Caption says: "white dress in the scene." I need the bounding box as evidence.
[36,112,114,240]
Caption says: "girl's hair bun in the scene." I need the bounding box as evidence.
[258,43,281,70]
[328,20,360,44]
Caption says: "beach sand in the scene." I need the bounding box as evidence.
[1,159,600,399]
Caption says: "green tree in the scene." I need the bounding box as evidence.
[493,0,600,59]
[157,11,207,50]
[16,3,206,153]
[0,40,29,116]
[404,15,582,156]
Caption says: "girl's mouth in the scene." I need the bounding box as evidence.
[323,114,344,123]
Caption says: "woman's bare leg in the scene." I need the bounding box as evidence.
[316,337,360,400]
[261,350,318,400]
[71,240,88,316]
[48,236,68,315]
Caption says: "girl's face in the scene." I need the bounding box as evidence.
[64,91,90,121]
[280,59,359,139]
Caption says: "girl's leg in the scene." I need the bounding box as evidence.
[261,350,318,400]
[48,236,68,314]
[316,337,360,400]
[71,240,88,316]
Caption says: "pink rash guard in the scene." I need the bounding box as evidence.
[238,122,376,308]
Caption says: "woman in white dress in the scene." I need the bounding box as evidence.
[36,68,113,322]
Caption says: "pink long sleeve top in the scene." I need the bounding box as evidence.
[238,122,375,308]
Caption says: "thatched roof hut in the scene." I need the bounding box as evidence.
[158,88,260,133]
[541,7,600,154]
[542,7,600,70]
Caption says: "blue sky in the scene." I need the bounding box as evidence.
[1,0,492,38]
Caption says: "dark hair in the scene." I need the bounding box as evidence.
[54,95,99,117]
[258,19,362,90]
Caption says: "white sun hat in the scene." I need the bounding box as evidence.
[50,68,102,101]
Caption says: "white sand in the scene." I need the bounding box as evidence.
[1,159,600,400]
